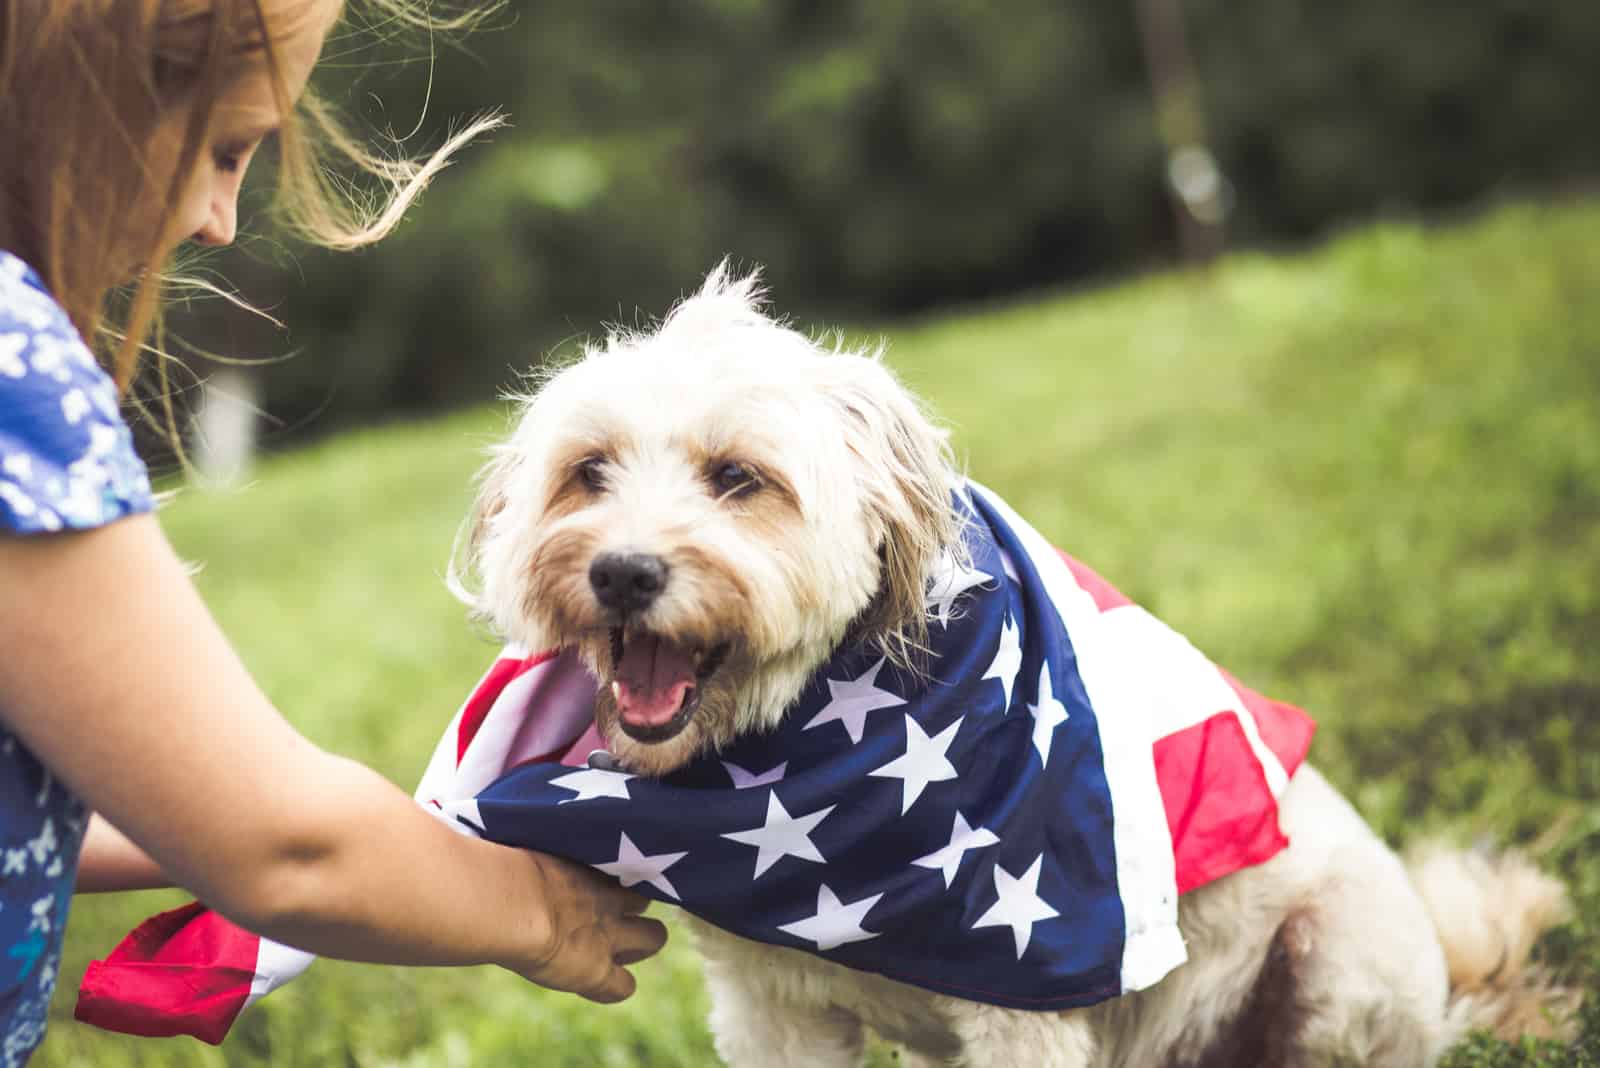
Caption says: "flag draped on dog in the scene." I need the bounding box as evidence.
[76,482,1313,1042]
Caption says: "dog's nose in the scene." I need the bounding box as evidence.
[589,551,669,614]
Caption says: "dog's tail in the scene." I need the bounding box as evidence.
[1407,844,1581,1043]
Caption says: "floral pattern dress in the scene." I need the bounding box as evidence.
[0,249,154,1064]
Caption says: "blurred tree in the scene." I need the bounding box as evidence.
[155,0,1600,454]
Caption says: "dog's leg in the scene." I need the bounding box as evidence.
[1085,766,1455,1068]
[694,922,867,1068]
[1169,767,1452,1068]
[945,1001,1097,1068]
[1266,768,1453,1067]
[701,971,865,1068]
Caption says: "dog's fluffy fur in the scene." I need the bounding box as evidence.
[456,266,1578,1066]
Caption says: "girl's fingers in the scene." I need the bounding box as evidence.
[517,855,668,1002]
[588,965,637,1005]
[610,915,668,966]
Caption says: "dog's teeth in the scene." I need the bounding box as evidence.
[611,681,622,701]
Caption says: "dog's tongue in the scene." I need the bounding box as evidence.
[614,634,696,727]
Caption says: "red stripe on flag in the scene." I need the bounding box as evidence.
[457,650,559,763]
[75,903,260,1045]
[1216,667,1316,778]
[1056,552,1133,612]
[1154,711,1289,896]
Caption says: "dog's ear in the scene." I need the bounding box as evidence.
[447,442,521,618]
[823,351,965,670]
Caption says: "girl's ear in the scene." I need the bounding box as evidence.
[823,352,965,670]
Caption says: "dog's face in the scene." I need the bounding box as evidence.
[460,269,962,775]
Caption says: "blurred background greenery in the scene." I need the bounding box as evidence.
[161,0,1600,449]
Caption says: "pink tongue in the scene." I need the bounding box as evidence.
[614,634,697,727]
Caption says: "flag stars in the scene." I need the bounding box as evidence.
[972,854,1060,959]
[722,760,787,789]
[548,766,636,804]
[722,792,835,879]
[778,885,884,952]
[803,657,906,744]
[1029,662,1070,766]
[912,811,1001,889]
[980,614,1024,712]
[925,549,994,627]
[871,714,961,815]
[595,832,688,900]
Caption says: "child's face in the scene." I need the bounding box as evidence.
[140,0,340,267]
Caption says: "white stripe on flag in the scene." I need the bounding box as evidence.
[968,483,1186,994]
[1094,605,1290,796]
[242,937,315,1011]
[452,664,547,796]
[414,642,532,800]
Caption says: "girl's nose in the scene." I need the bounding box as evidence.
[194,191,238,247]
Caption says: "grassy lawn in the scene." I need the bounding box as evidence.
[43,196,1600,1066]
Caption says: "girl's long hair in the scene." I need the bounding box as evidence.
[0,0,499,412]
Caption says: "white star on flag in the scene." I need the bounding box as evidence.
[972,854,1060,959]
[1028,662,1070,766]
[870,714,961,814]
[595,832,688,900]
[778,884,884,951]
[722,792,835,878]
[912,811,1001,888]
[549,766,636,804]
[723,760,787,789]
[803,657,905,744]
[980,614,1023,711]
[924,548,994,627]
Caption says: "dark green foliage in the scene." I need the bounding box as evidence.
[163,0,1600,442]
[1440,998,1600,1068]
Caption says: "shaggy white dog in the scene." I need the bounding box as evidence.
[458,266,1575,1067]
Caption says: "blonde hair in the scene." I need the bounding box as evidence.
[0,0,500,411]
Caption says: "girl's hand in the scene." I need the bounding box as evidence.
[0,516,667,994]
[517,854,668,1003]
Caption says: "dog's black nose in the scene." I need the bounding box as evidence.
[589,551,669,614]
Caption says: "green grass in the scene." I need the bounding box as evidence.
[43,196,1600,1066]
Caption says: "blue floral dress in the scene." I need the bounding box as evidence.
[0,249,154,1064]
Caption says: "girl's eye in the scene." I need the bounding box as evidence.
[710,460,760,498]
[213,143,249,174]
[576,456,607,492]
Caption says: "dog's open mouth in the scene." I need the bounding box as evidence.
[607,627,729,743]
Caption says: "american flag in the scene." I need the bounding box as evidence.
[76,482,1314,1042]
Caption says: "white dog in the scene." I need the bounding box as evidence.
[457,266,1576,1067]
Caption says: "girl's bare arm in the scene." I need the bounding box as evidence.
[0,516,665,1002]
[77,814,168,893]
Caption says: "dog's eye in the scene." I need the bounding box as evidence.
[575,456,608,492]
[710,460,760,499]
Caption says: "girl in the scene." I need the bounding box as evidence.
[0,1,667,1060]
